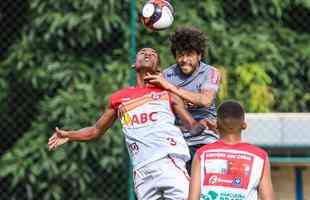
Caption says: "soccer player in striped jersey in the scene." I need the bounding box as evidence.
[189,100,275,200]
[48,47,208,200]
[144,27,221,173]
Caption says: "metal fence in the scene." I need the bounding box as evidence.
[0,0,309,199]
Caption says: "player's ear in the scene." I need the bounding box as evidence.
[241,121,247,130]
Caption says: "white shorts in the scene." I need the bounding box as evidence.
[133,155,190,200]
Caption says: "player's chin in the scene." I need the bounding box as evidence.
[142,64,158,73]
[180,66,195,75]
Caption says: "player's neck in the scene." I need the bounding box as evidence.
[220,132,242,145]
[136,71,153,87]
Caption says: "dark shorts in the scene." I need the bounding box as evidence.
[185,144,205,174]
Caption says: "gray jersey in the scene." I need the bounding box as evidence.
[163,62,220,146]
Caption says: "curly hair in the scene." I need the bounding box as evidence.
[170,27,208,59]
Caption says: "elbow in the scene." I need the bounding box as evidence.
[188,123,206,136]
[93,130,103,139]
[87,128,102,140]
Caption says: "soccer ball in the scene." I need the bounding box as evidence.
[141,0,175,31]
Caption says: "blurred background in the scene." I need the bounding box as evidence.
[0,0,309,199]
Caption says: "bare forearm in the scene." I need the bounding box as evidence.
[259,188,276,200]
[66,127,102,141]
[258,158,275,200]
[144,73,216,107]
[171,93,196,128]
[171,93,205,136]
[168,84,212,107]
[66,108,116,141]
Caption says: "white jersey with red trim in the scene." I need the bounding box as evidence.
[109,86,190,170]
[196,140,268,200]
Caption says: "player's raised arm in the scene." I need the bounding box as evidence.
[170,93,206,136]
[145,73,218,107]
[48,108,117,150]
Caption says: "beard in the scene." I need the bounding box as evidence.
[179,64,196,75]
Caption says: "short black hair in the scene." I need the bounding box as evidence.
[218,100,245,121]
[217,100,245,132]
[170,27,208,59]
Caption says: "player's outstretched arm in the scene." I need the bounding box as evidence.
[48,108,117,150]
[258,157,276,200]
[188,154,201,200]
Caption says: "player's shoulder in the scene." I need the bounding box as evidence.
[110,87,134,100]
[163,64,178,77]
[200,63,221,86]
[110,86,166,101]
[196,141,268,160]
[238,142,268,160]
[196,141,220,156]
[200,62,220,74]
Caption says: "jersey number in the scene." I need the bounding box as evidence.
[167,137,176,146]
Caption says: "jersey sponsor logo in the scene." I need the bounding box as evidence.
[208,175,219,185]
[150,91,163,100]
[232,177,242,187]
[202,152,254,189]
[201,190,218,200]
[121,111,158,126]
[128,142,139,155]
[201,190,245,200]
[208,175,238,185]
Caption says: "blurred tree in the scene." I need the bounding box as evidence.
[0,0,131,199]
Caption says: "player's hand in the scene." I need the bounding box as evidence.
[144,73,174,91]
[199,119,218,133]
[48,127,70,151]
[184,100,196,109]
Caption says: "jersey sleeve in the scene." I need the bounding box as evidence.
[196,144,210,158]
[201,66,221,91]
[260,149,269,179]
[163,68,172,83]
[108,94,118,111]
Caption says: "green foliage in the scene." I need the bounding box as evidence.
[0,0,309,199]
[234,63,274,112]
[0,0,131,199]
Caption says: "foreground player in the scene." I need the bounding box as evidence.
[48,48,206,200]
[144,27,221,173]
[189,100,275,200]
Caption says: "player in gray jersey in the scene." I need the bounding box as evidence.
[144,27,221,173]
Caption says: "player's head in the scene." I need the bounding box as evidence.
[134,47,161,74]
[217,100,247,134]
[170,26,207,75]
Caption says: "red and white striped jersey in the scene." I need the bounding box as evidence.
[109,86,190,170]
[196,140,268,200]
